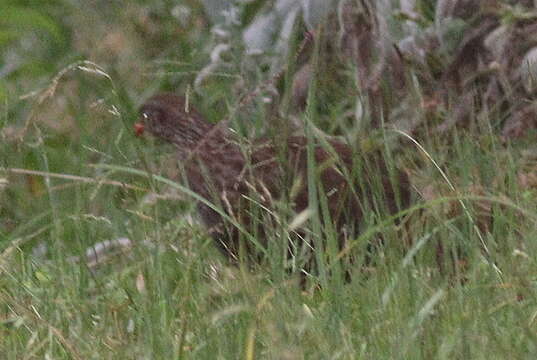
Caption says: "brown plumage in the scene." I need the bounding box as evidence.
[136,93,410,265]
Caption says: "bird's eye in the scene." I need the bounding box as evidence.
[140,108,164,124]
[142,110,155,121]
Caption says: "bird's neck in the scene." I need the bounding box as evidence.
[174,120,231,157]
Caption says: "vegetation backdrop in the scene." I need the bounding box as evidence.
[2,0,537,358]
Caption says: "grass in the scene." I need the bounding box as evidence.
[2,1,537,358]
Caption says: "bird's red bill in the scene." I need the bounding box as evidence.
[134,122,145,136]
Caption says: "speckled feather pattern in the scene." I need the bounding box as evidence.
[138,93,410,260]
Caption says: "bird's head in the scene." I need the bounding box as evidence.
[136,93,213,150]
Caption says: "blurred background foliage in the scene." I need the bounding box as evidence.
[3,0,537,251]
[2,0,537,242]
[3,0,537,139]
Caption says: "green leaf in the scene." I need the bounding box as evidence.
[0,6,65,46]
[0,30,17,46]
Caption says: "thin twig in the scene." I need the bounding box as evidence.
[3,168,146,192]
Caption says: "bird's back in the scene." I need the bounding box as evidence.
[184,133,409,259]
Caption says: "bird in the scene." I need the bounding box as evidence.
[135,93,411,271]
